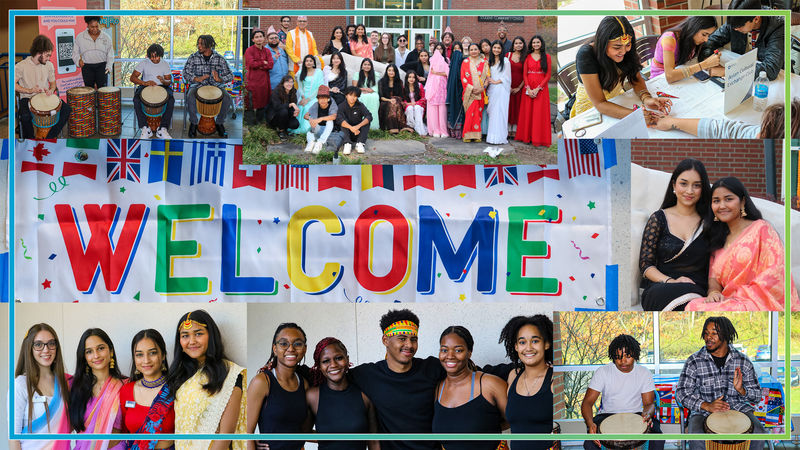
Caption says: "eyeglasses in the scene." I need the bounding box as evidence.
[276,340,306,350]
[33,340,57,351]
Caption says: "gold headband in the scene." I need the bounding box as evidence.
[181,313,207,331]
[383,320,419,337]
[609,17,631,45]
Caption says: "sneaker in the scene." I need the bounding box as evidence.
[141,126,153,139]
[342,143,352,155]
[304,140,315,152]
[156,127,172,139]
[355,143,365,154]
[312,141,324,154]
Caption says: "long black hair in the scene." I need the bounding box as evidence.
[299,54,317,83]
[357,58,376,88]
[479,38,493,57]
[379,63,403,97]
[440,325,477,371]
[352,24,369,45]
[701,316,738,344]
[488,40,506,72]
[668,16,718,66]
[276,74,296,104]
[529,35,548,73]
[129,329,169,383]
[592,16,642,92]
[329,51,348,84]
[510,36,528,62]
[69,328,124,431]
[403,70,421,103]
[498,315,553,373]
[324,26,351,55]
[167,310,229,396]
[707,177,764,251]
[660,158,712,228]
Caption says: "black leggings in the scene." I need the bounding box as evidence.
[269,105,300,130]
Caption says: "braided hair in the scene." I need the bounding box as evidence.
[309,337,350,387]
[607,334,641,361]
[701,316,738,344]
[439,325,477,371]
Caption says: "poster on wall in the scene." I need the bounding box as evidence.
[36,0,87,96]
[14,139,615,308]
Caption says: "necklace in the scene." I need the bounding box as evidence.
[522,371,546,396]
[141,375,166,388]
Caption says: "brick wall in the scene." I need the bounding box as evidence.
[553,312,565,421]
[630,139,783,202]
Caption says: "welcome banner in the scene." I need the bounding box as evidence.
[14,139,613,308]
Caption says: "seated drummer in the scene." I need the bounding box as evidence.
[14,34,72,139]
[131,43,174,139]
[675,317,764,450]
[581,335,663,450]
[699,0,784,81]
[182,34,234,138]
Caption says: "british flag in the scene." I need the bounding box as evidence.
[276,165,310,191]
[565,139,601,178]
[483,165,518,187]
[106,139,142,182]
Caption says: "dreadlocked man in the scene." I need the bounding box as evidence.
[581,334,663,450]
[676,316,763,450]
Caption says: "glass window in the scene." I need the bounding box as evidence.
[559,312,655,366]
[777,312,800,361]
[118,16,171,87]
[659,312,770,363]
[561,370,596,419]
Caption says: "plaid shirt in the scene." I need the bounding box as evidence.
[675,344,761,416]
[182,50,234,88]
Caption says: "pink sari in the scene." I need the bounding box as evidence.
[425,50,448,105]
[686,220,800,311]
[74,378,125,450]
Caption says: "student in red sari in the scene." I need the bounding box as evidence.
[245,29,274,124]
[506,37,527,139]
[120,330,175,450]
[516,35,551,146]
[460,43,488,142]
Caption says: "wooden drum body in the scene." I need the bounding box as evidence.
[703,411,753,450]
[67,86,97,138]
[29,93,62,139]
[97,86,122,136]
[598,413,649,450]
[196,85,223,135]
[141,85,169,132]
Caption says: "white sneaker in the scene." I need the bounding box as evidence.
[156,127,172,139]
[355,143,365,154]
[342,143,352,155]
[304,140,315,152]
[312,141,324,154]
[141,126,153,139]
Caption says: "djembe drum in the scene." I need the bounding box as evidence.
[67,86,96,138]
[141,85,169,132]
[195,85,223,135]
[28,93,62,139]
[97,86,121,136]
[598,413,649,450]
[703,410,753,450]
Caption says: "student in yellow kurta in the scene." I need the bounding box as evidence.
[285,16,322,77]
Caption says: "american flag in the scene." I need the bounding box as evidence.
[565,139,601,178]
[483,165,519,187]
[276,165,310,191]
[106,139,142,182]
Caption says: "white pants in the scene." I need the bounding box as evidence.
[405,105,427,136]
[306,120,334,144]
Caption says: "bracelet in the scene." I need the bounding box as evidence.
[639,92,652,102]
[662,277,672,283]
[707,290,721,296]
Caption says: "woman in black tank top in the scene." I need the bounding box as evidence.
[246,323,310,450]
[499,315,555,450]
[306,337,379,450]
[432,326,508,450]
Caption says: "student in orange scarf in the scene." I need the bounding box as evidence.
[285,16,323,77]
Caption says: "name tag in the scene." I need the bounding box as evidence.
[125,401,136,408]
[32,397,46,404]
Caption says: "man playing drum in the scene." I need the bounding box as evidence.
[131,43,174,139]
[73,16,115,89]
[676,317,764,450]
[15,35,72,139]
[581,335,664,450]
[183,34,234,138]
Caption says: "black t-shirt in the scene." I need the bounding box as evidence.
[350,356,445,450]
[712,353,727,371]
[575,44,601,84]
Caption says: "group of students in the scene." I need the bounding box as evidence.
[569,0,788,138]
[581,316,765,450]
[638,158,799,311]
[248,309,555,450]
[13,310,247,450]
[244,16,553,155]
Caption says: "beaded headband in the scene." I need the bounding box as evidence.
[181,313,207,331]
[383,320,419,337]
[609,17,632,45]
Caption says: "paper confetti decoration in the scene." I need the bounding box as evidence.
[133,291,140,301]
[570,241,590,260]
[154,194,161,200]
[591,233,599,239]
[339,200,347,206]
[587,201,596,210]
[42,279,52,289]
[48,254,56,260]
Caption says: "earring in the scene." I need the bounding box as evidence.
[135,369,141,375]
[740,207,747,217]
[85,366,90,373]
[714,215,719,221]
[162,362,167,372]
[110,359,115,369]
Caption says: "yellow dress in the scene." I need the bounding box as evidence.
[175,360,248,450]
[569,81,625,118]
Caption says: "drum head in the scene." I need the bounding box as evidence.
[98,86,120,93]
[197,85,223,102]
[705,411,751,435]
[142,85,168,104]
[599,413,648,435]
[68,86,96,95]
[30,93,60,111]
